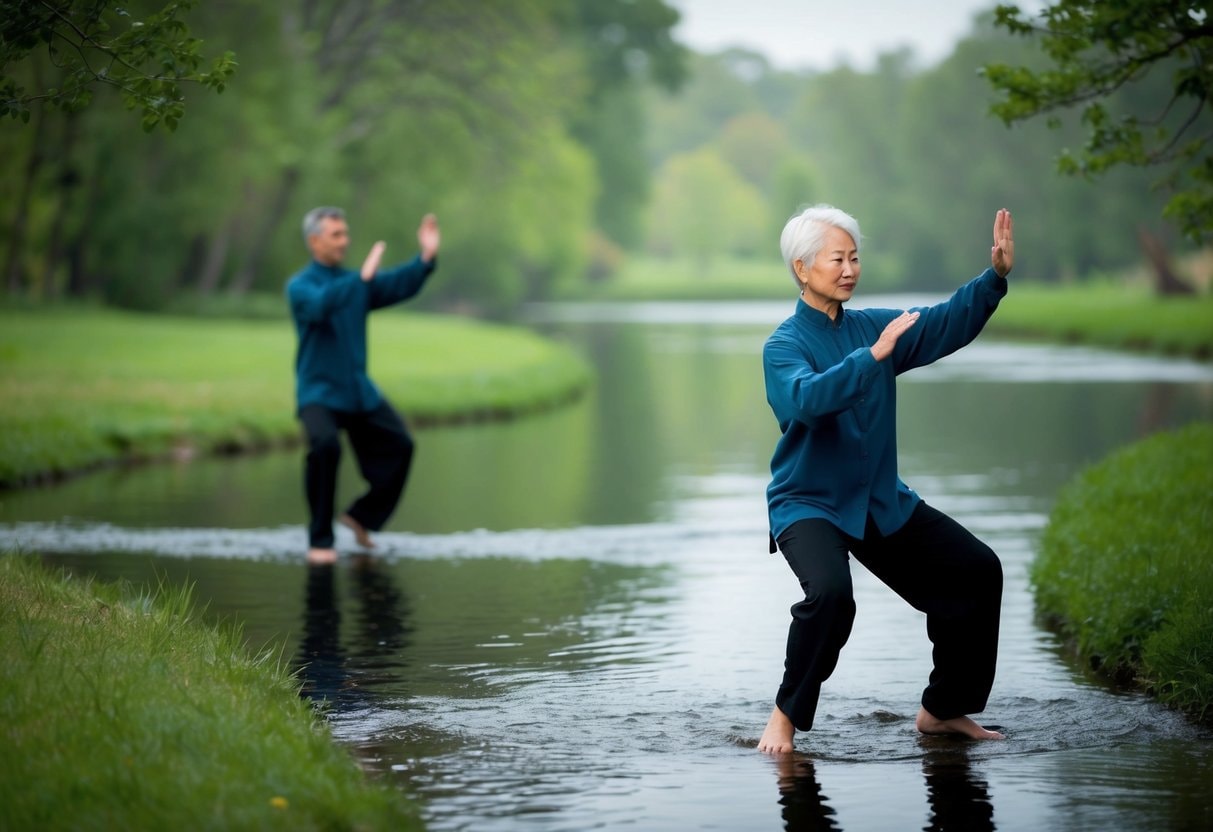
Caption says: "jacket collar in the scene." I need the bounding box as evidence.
[794,297,845,330]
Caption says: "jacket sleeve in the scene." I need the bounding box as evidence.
[892,267,1007,373]
[764,335,882,427]
[287,273,363,323]
[367,255,437,310]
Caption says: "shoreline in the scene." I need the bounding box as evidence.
[0,307,592,491]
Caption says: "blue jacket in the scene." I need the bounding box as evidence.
[287,255,437,413]
[763,267,1007,541]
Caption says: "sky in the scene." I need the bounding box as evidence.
[666,0,1042,73]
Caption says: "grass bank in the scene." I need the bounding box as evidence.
[1032,422,1213,722]
[0,307,591,487]
[0,554,420,830]
[988,282,1213,359]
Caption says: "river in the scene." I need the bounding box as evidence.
[3,297,1212,830]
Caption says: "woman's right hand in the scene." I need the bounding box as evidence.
[871,310,920,362]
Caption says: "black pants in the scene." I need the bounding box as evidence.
[299,400,415,548]
[774,502,1002,731]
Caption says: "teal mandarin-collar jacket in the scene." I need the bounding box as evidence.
[764,267,1007,542]
[287,255,437,413]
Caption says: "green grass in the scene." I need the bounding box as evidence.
[0,307,591,487]
[989,281,1213,358]
[1032,422,1213,722]
[0,554,421,831]
[560,255,797,301]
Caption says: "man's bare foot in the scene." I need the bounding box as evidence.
[339,514,375,549]
[758,705,796,754]
[307,547,337,564]
[916,707,1005,740]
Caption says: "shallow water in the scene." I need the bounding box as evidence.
[4,298,1212,830]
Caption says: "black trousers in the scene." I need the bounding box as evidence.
[774,502,1002,731]
[299,400,415,548]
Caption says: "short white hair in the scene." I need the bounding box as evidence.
[779,204,862,289]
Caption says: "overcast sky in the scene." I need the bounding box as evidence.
[666,0,1044,72]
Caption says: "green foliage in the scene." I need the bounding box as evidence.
[639,20,1196,292]
[0,0,236,130]
[0,554,421,830]
[0,0,685,311]
[0,307,592,485]
[984,0,1213,241]
[647,147,767,264]
[1032,422,1213,721]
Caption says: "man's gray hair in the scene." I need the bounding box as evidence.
[302,206,345,244]
[779,204,862,289]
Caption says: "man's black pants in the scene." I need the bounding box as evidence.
[299,400,415,548]
[774,502,1002,731]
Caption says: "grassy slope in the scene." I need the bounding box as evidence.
[0,555,421,831]
[0,307,590,486]
[1032,422,1213,722]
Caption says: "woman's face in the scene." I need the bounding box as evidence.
[795,225,860,315]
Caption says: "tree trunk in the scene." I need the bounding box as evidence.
[1137,226,1194,296]
[195,219,235,295]
[42,111,83,299]
[227,165,301,295]
[4,105,49,295]
[65,142,108,299]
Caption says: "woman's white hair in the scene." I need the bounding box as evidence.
[779,204,862,289]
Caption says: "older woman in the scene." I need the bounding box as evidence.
[758,206,1014,753]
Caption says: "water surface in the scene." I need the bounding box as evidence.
[4,298,1212,830]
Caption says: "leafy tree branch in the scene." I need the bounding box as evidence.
[982,0,1213,240]
[1,0,236,131]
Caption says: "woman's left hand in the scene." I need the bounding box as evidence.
[991,208,1014,277]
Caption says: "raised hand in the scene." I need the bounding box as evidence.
[360,240,386,282]
[991,208,1014,277]
[871,310,920,362]
[418,213,440,263]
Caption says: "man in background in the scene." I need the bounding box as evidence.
[287,207,440,563]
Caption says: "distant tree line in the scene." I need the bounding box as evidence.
[643,7,1210,291]
[1,0,685,311]
[2,1,1208,308]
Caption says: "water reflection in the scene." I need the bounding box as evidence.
[922,749,996,831]
[296,556,412,713]
[775,756,840,831]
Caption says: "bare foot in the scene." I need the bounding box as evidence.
[307,547,338,564]
[339,514,375,549]
[916,707,1005,740]
[758,705,796,754]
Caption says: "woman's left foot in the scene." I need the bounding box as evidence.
[916,708,1005,740]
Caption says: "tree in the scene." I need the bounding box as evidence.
[647,148,766,266]
[983,0,1213,241]
[1,0,235,131]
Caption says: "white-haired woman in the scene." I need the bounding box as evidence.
[758,206,1015,753]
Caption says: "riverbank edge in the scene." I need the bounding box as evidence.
[1031,422,1213,724]
[0,554,423,830]
[0,308,592,490]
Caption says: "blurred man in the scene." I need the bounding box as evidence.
[287,208,440,563]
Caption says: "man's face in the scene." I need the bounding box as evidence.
[308,216,350,266]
